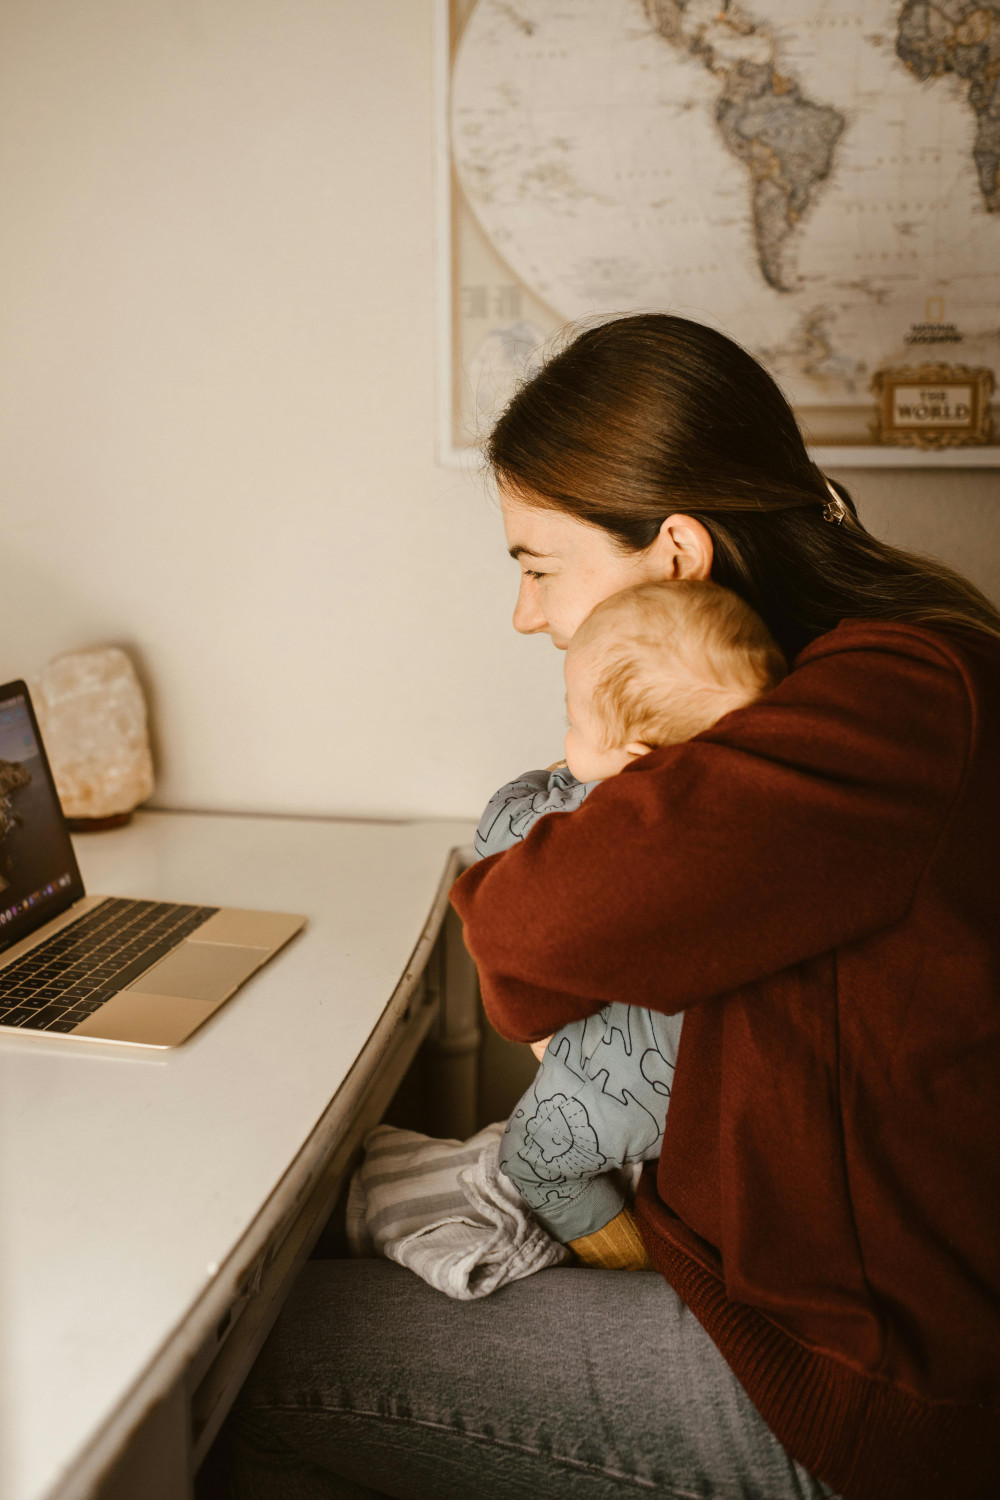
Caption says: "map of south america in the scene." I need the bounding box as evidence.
[645,0,845,290]
[896,1,1000,213]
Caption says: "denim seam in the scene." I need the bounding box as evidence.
[249,1401,703,1497]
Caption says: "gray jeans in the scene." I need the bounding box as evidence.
[223,1259,841,1499]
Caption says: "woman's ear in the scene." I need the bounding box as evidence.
[648,514,714,581]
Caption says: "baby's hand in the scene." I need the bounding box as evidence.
[530,1035,553,1062]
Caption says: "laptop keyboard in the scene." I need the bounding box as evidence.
[0,897,219,1033]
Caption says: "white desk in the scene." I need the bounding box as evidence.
[0,809,477,1500]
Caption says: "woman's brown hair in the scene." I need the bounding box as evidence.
[487,314,1000,659]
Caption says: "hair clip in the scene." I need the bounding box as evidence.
[821,476,847,525]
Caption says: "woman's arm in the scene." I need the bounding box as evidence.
[451,623,973,1044]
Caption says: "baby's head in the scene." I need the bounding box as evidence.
[563,580,787,783]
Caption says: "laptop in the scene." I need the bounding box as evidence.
[0,678,306,1048]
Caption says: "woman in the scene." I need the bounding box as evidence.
[225,316,999,1500]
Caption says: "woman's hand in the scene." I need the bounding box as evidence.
[529,1035,553,1061]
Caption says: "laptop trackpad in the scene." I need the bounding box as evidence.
[126,941,271,1004]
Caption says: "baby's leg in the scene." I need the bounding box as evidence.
[498,1004,682,1248]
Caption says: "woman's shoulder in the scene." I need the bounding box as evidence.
[795,617,1000,679]
[786,618,1000,724]
[697,616,997,784]
[718,617,1000,791]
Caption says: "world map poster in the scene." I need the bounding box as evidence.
[439,0,1000,464]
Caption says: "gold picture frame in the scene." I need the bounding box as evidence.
[870,364,994,449]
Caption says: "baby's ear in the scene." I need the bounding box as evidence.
[624,740,655,761]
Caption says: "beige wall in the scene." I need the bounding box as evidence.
[1,1,997,821]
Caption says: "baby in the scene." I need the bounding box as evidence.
[474,579,787,1268]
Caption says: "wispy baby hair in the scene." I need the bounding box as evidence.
[573,580,787,749]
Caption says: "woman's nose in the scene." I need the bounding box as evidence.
[513,579,547,635]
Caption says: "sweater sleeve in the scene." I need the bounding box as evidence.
[450,624,973,1044]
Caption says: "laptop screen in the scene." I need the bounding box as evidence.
[0,681,86,955]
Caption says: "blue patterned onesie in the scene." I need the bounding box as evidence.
[473,768,683,1243]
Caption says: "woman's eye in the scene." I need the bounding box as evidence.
[523,570,547,581]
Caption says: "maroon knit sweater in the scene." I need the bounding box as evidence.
[451,620,1000,1500]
